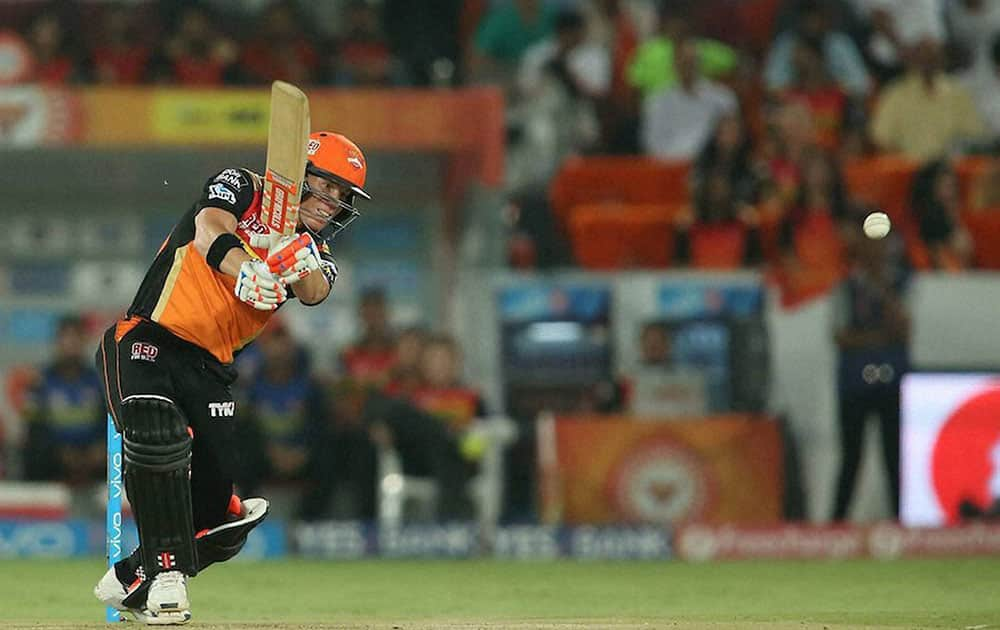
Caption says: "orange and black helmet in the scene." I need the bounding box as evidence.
[303,131,371,240]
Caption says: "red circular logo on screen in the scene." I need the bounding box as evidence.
[931,385,1000,524]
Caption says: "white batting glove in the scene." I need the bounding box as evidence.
[265,233,322,285]
[234,260,287,311]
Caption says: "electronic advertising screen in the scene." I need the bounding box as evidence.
[901,373,1000,527]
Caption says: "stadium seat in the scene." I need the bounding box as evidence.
[843,155,918,224]
[689,222,751,269]
[961,208,1000,269]
[550,157,690,228]
[567,203,683,269]
[956,156,997,210]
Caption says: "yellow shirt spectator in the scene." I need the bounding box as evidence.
[871,73,987,162]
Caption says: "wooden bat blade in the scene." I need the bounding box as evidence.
[260,81,310,236]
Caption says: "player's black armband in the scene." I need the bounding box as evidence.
[206,233,243,271]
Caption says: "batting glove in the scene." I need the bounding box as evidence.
[265,233,322,285]
[235,260,287,311]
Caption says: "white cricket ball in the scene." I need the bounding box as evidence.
[863,212,891,239]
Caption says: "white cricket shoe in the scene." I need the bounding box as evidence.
[94,567,191,625]
[94,566,129,610]
[147,570,190,614]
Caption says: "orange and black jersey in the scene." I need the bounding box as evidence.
[125,167,335,364]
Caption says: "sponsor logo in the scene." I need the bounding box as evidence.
[156,551,176,569]
[347,155,362,170]
[676,525,867,562]
[213,169,246,190]
[208,183,237,205]
[237,213,269,237]
[130,342,158,363]
[209,401,235,418]
[607,438,712,525]
[307,139,321,155]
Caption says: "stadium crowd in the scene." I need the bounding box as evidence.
[4,0,1000,524]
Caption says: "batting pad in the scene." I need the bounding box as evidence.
[121,395,197,578]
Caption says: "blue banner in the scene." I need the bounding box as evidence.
[657,282,763,320]
[499,283,611,323]
[0,520,670,560]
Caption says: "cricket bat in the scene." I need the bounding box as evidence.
[260,81,310,237]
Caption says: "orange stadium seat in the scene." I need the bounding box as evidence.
[689,222,750,269]
[568,203,683,269]
[961,209,1000,269]
[550,157,690,228]
[843,155,918,224]
[956,156,998,210]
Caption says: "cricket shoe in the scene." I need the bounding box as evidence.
[94,567,191,625]
[147,570,190,616]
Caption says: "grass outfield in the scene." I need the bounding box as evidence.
[1,557,999,629]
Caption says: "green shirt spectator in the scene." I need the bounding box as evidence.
[475,0,557,64]
[628,36,737,99]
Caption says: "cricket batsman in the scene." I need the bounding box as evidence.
[93,131,369,624]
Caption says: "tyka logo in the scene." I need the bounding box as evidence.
[209,402,235,418]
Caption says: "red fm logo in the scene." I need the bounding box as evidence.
[130,342,158,363]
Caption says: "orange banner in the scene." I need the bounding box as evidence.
[71,87,505,186]
[539,415,782,526]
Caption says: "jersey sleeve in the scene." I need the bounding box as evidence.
[194,168,256,219]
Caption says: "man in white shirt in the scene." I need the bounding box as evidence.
[640,37,737,160]
[850,0,944,76]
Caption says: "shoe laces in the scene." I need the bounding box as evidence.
[155,572,186,590]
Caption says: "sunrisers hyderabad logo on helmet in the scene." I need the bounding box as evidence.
[347,150,363,170]
[307,139,321,155]
[606,437,713,525]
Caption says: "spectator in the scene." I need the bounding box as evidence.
[962,34,1000,139]
[298,377,378,521]
[0,29,33,84]
[90,4,152,84]
[410,335,487,433]
[764,0,871,97]
[675,170,762,269]
[24,8,84,84]
[241,1,319,84]
[591,0,643,152]
[779,36,856,153]
[310,380,474,521]
[22,316,104,483]
[470,0,557,81]
[518,9,610,100]
[385,326,428,398]
[832,229,910,520]
[627,3,738,100]
[340,287,397,386]
[910,159,973,270]
[763,100,818,209]
[508,8,609,188]
[626,322,708,417]
[871,38,987,161]
[237,321,323,499]
[639,37,737,160]
[777,149,852,304]
[850,0,945,82]
[327,1,400,86]
[693,112,763,208]
[152,4,239,85]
